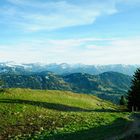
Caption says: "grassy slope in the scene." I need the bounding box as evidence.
[0,88,131,140]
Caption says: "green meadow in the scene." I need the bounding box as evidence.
[0,89,131,140]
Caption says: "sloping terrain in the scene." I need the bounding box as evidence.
[0,88,131,140]
[0,71,131,103]
[63,72,131,93]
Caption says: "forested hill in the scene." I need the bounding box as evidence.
[0,71,131,103]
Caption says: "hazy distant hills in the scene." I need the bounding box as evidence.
[0,62,139,75]
[46,63,139,76]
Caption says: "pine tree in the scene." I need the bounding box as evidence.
[0,80,5,92]
[127,68,140,111]
[0,80,3,92]
[120,95,127,106]
[0,80,3,88]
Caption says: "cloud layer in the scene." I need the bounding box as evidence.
[0,37,140,64]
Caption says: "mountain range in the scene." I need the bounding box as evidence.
[0,62,139,75]
[0,62,133,103]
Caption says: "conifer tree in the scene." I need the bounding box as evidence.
[127,68,140,111]
[120,95,127,105]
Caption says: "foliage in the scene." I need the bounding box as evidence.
[120,95,127,106]
[127,68,140,111]
[0,80,3,87]
[0,80,5,93]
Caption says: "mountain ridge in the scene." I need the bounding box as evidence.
[0,62,139,75]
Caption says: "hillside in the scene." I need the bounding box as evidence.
[0,89,131,140]
[0,71,132,103]
[63,71,131,93]
[63,72,131,103]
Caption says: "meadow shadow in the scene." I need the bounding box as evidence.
[0,99,119,112]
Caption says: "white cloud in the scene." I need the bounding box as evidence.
[1,0,119,31]
[79,37,140,64]
[0,37,140,64]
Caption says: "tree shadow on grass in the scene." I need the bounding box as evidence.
[39,118,131,140]
[0,99,119,112]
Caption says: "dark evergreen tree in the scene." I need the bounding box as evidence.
[0,80,5,92]
[120,95,127,105]
[0,80,3,88]
[127,68,140,111]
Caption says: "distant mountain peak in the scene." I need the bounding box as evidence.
[0,62,139,76]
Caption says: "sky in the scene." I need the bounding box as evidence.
[0,0,140,64]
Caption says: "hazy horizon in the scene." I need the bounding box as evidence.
[1,61,140,66]
[0,0,140,64]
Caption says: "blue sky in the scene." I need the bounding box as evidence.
[0,0,140,64]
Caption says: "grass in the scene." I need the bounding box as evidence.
[0,88,131,140]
